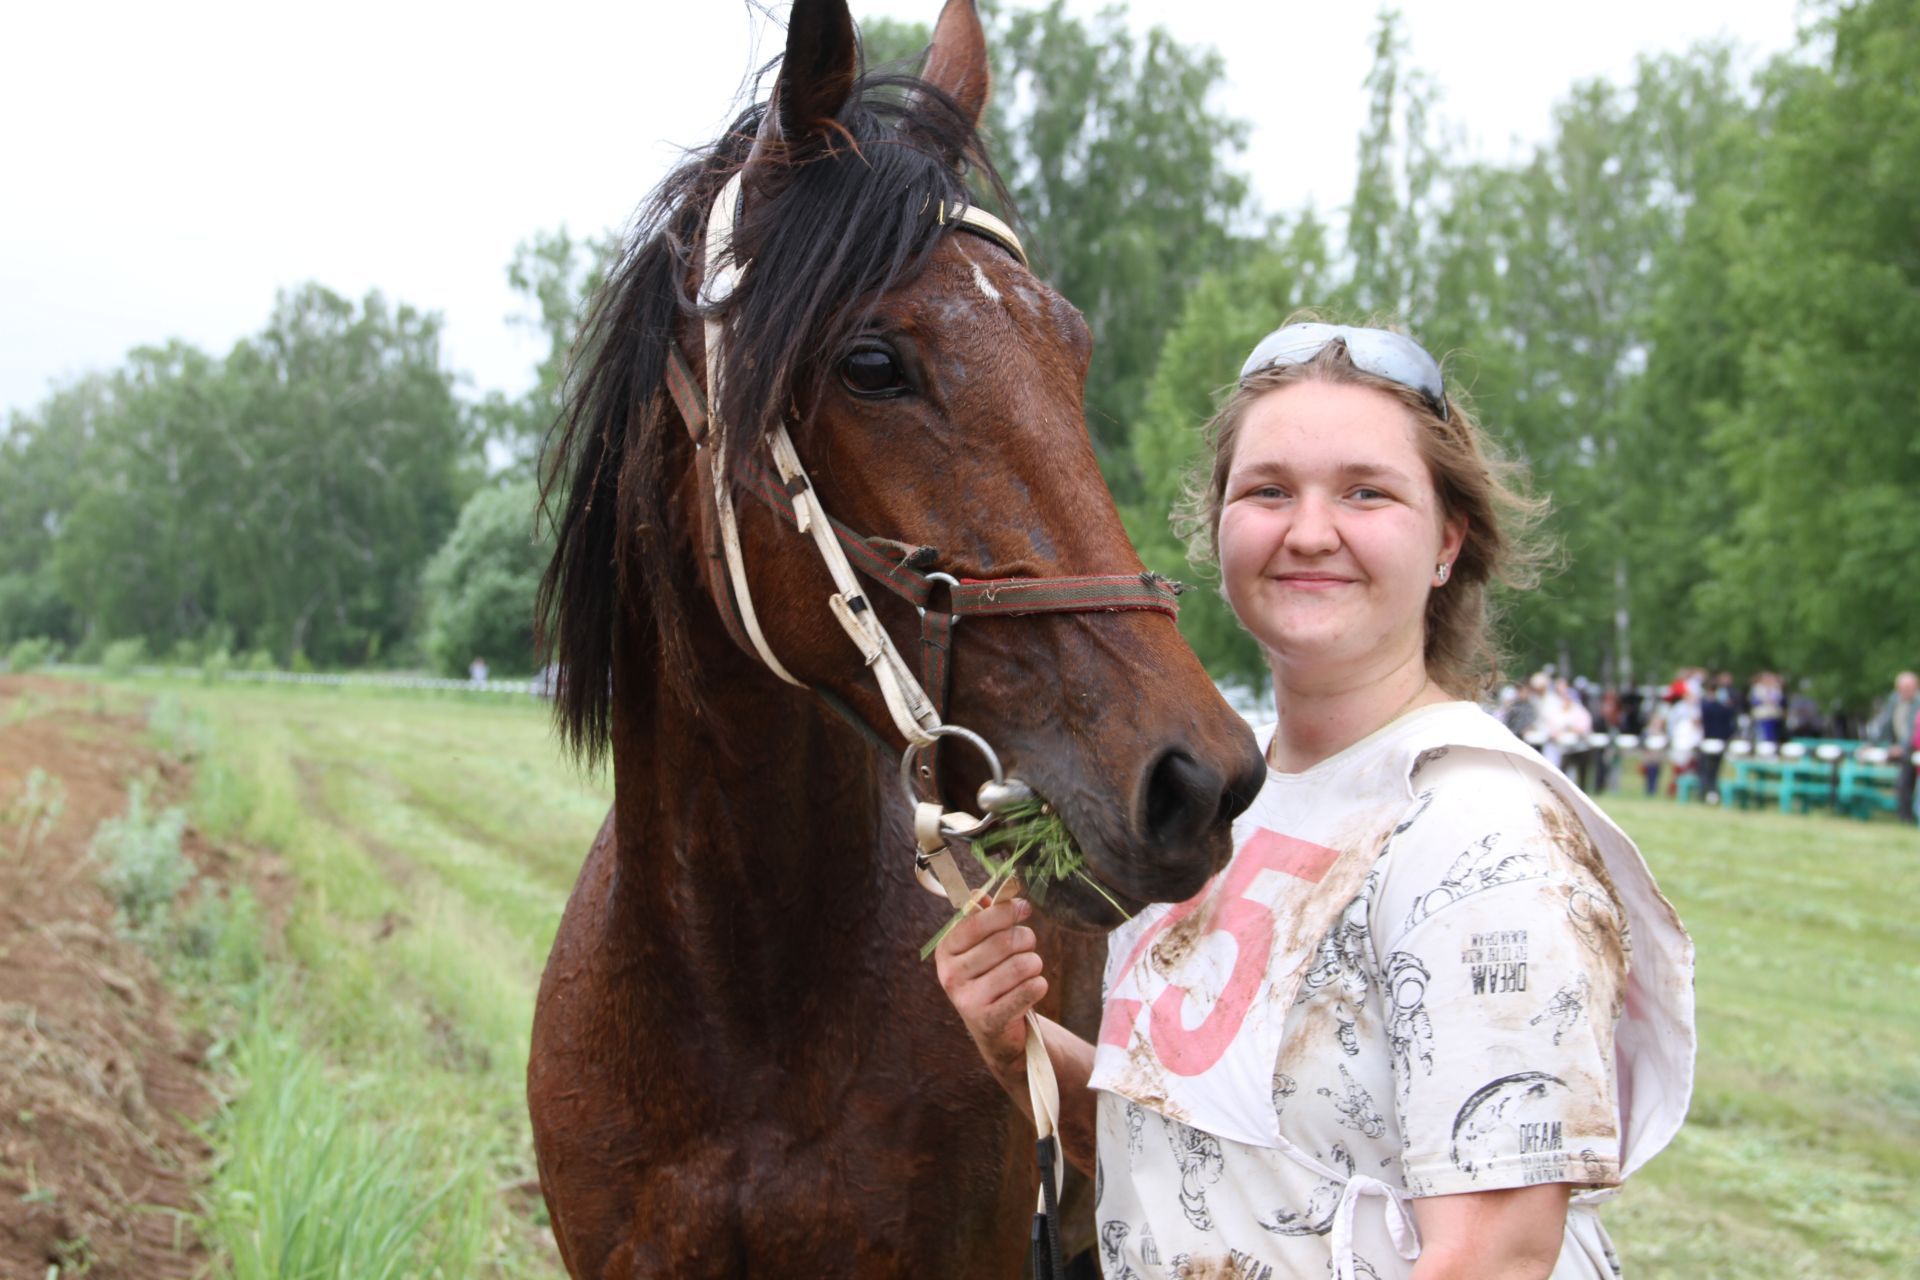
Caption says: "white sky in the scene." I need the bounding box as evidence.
[0,0,1806,423]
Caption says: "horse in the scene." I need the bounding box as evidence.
[527,1,1264,1274]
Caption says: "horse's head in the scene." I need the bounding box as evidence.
[543,0,1263,927]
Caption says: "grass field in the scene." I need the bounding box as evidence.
[106,678,1920,1275]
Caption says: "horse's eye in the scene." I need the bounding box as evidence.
[840,346,908,397]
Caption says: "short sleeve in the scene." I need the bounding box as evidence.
[1369,748,1631,1199]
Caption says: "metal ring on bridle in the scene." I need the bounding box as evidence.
[899,723,1004,804]
[916,572,961,619]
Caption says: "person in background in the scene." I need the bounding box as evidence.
[1557,676,1597,792]
[1698,677,1737,804]
[1869,671,1920,824]
[1749,672,1786,745]
[468,655,490,687]
[1662,677,1703,798]
[1786,681,1826,740]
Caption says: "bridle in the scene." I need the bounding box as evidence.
[658,167,1171,1276]
[661,169,1182,823]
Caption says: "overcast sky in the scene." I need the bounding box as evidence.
[1,0,1807,423]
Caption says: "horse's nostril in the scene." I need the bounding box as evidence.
[1144,748,1225,849]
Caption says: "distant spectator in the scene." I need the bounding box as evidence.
[469,655,490,687]
[1618,684,1647,737]
[1869,671,1920,824]
[1662,677,1703,798]
[1699,679,1738,804]
[1556,676,1597,791]
[1786,681,1825,739]
[1502,672,1544,739]
[1749,672,1785,745]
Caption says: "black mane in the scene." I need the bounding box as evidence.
[537,56,1008,764]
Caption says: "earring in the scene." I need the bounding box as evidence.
[1435,562,1451,584]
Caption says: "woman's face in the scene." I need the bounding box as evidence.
[1218,379,1465,686]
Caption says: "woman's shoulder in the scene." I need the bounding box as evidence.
[1369,742,1614,946]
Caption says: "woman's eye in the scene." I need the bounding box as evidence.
[840,347,908,397]
[1351,487,1389,502]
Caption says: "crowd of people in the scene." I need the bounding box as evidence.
[1494,667,1920,821]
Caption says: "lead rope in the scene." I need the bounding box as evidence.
[914,802,1067,1280]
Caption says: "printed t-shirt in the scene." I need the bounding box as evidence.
[1087,703,1694,1279]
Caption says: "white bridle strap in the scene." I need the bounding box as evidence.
[699,173,803,688]
[914,803,1065,1208]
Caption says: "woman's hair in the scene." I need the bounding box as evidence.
[1173,328,1550,699]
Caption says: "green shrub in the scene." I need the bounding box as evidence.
[92,781,192,933]
[148,693,209,758]
[202,647,233,685]
[101,637,146,677]
[6,636,53,672]
[243,648,277,673]
[419,481,547,676]
[172,884,263,990]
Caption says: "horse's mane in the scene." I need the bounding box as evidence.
[537,55,1009,764]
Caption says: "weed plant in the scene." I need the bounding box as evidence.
[6,635,52,672]
[6,766,65,856]
[101,637,146,678]
[148,693,210,758]
[92,781,192,933]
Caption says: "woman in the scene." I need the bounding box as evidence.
[937,322,1694,1279]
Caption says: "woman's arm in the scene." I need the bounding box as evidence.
[1409,1185,1570,1280]
[933,897,1099,1172]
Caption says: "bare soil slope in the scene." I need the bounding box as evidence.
[0,676,228,1278]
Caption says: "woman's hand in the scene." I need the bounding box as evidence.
[934,897,1047,1081]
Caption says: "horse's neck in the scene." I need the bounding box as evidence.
[607,631,902,995]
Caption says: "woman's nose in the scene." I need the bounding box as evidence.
[1284,492,1340,555]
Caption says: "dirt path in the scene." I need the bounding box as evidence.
[0,675,242,1278]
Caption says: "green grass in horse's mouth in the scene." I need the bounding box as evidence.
[918,798,1129,958]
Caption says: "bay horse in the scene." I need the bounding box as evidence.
[528,1,1264,1274]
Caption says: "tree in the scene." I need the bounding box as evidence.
[47,344,226,651]
[0,379,98,647]
[990,1,1254,475]
[1690,0,1920,703]
[472,228,616,479]
[419,480,548,675]
[209,285,471,664]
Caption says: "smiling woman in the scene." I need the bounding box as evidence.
[937,321,1696,1280]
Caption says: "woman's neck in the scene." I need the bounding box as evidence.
[1265,648,1447,772]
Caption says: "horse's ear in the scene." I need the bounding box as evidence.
[921,0,990,130]
[776,0,859,141]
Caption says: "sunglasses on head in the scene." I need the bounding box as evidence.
[1239,323,1450,422]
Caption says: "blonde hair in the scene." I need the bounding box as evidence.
[1173,333,1549,699]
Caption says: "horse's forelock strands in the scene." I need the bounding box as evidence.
[538,71,1000,765]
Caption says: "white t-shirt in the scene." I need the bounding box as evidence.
[1088,703,1694,1279]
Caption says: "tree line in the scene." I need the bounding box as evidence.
[2,0,1914,707]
